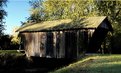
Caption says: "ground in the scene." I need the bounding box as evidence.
[50,54,121,73]
[0,50,24,56]
[1,50,121,73]
[0,50,74,73]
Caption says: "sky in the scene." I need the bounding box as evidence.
[4,0,31,35]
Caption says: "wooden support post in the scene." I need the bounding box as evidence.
[77,30,79,58]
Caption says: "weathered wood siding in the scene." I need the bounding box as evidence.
[23,33,34,57]
[38,32,46,57]
[21,32,47,57]
[53,31,66,58]
[77,29,94,57]
[20,29,95,58]
[65,31,77,58]
[46,32,54,58]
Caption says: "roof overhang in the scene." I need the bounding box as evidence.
[16,16,113,32]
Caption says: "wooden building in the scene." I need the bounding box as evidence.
[16,16,113,58]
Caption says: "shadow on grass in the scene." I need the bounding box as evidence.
[0,54,77,73]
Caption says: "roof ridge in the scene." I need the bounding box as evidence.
[16,16,108,32]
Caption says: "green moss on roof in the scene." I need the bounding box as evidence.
[16,16,107,32]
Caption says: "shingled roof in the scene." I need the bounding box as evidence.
[16,16,112,32]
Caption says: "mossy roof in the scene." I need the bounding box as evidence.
[16,16,110,32]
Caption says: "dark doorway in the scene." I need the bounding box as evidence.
[87,28,109,53]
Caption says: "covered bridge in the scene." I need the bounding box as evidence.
[16,16,113,58]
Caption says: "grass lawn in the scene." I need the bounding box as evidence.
[50,54,121,73]
[0,50,24,56]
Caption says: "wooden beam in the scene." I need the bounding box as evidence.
[19,28,96,33]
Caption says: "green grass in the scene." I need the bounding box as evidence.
[50,54,121,73]
[0,50,25,56]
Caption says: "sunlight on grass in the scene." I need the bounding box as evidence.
[0,50,24,56]
[49,55,121,73]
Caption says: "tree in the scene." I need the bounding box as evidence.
[95,1,121,23]
[43,0,97,20]
[0,35,11,50]
[11,26,20,48]
[94,1,121,53]
[27,0,97,23]
[26,0,121,53]
[0,0,7,35]
[28,0,45,23]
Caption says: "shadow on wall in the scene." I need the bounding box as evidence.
[87,28,109,53]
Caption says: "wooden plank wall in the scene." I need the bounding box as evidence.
[46,32,54,58]
[65,31,77,58]
[53,31,65,58]
[39,32,46,57]
[21,29,95,58]
[22,33,34,57]
[21,32,47,57]
[77,29,95,55]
